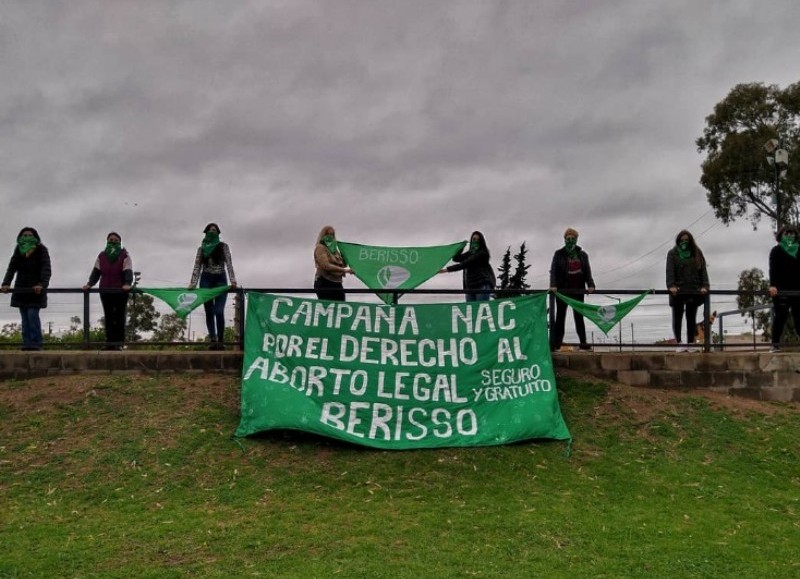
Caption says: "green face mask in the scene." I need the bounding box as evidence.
[679,241,689,251]
[201,231,221,258]
[17,234,37,255]
[470,240,480,252]
[105,241,122,262]
[780,234,799,258]
[564,238,577,253]
[322,234,338,254]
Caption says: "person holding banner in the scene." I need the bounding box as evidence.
[314,226,352,301]
[1,227,52,351]
[81,232,133,350]
[439,231,494,302]
[768,225,800,352]
[549,227,595,351]
[666,229,709,351]
[189,223,237,350]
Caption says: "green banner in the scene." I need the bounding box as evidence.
[236,293,571,449]
[139,286,230,319]
[338,240,466,304]
[555,291,650,335]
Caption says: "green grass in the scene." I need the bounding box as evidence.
[1,373,798,578]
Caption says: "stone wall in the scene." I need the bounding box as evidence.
[553,351,800,403]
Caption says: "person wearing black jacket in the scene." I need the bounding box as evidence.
[666,229,709,350]
[440,231,495,302]
[768,225,800,352]
[549,227,595,351]
[1,227,52,351]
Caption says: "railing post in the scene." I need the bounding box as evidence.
[702,292,711,353]
[236,288,245,350]
[83,290,91,350]
[548,292,555,350]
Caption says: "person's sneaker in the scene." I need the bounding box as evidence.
[770,345,781,353]
[674,345,684,353]
[579,344,592,351]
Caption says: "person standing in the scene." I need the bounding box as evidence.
[666,229,709,351]
[189,223,237,350]
[314,226,351,301]
[82,232,133,350]
[549,227,595,351]
[768,225,800,352]
[1,227,52,351]
[440,231,495,302]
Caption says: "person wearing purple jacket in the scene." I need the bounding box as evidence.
[82,232,133,350]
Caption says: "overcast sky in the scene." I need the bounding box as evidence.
[2,1,799,340]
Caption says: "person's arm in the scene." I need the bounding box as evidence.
[223,243,237,287]
[582,252,595,290]
[189,247,202,288]
[38,246,52,289]
[666,250,677,292]
[315,245,348,274]
[85,256,102,289]
[447,248,487,273]
[549,251,559,290]
[769,246,779,297]
[121,252,134,289]
[1,252,17,289]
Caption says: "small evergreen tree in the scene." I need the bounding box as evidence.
[495,247,512,298]
[509,242,531,293]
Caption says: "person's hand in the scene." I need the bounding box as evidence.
[700,288,708,295]
[122,284,131,291]
[81,284,89,291]
[549,286,557,293]
[187,285,194,290]
[439,268,448,274]
[33,285,42,295]
[230,282,238,289]
[1,285,9,293]
[587,287,595,294]
[669,286,678,295]
[769,286,778,297]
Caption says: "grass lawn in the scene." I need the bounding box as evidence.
[1,371,798,578]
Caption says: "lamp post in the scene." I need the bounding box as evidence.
[765,138,789,229]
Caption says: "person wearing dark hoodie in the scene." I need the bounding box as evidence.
[666,229,709,351]
[188,223,237,350]
[549,227,595,351]
[440,231,495,302]
[768,224,800,352]
[82,232,134,350]
[1,227,52,351]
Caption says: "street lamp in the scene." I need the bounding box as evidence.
[765,139,789,228]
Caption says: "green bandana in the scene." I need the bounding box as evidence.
[201,232,220,258]
[469,240,480,253]
[322,235,339,255]
[676,242,691,260]
[17,235,37,255]
[564,240,577,256]
[105,241,122,262]
[780,236,799,258]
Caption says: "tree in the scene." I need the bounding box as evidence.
[696,82,800,229]
[736,268,772,340]
[509,242,531,292]
[126,293,160,342]
[494,247,513,298]
[152,313,187,343]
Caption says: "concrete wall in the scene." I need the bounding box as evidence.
[553,351,800,403]
[2,351,799,403]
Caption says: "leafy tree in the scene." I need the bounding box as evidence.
[734,267,800,343]
[696,82,800,229]
[152,313,187,343]
[126,293,160,342]
[509,242,531,292]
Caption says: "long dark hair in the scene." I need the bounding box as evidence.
[675,229,705,269]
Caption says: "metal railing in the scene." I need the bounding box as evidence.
[0,287,786,352]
